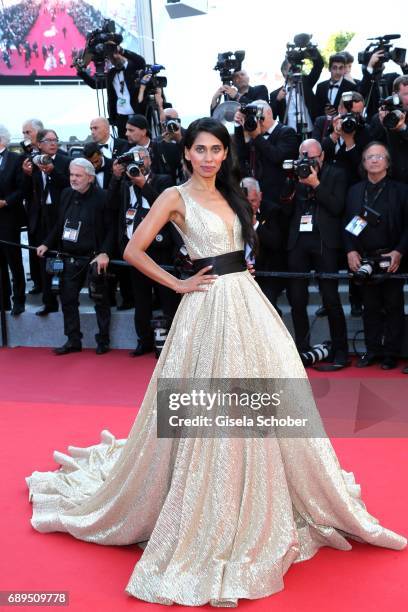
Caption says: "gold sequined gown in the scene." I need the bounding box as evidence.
[26,184,406,607]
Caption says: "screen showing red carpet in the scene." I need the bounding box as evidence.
[0,0,145,81]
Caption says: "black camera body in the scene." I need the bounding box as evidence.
[163,118,181,133]
[84,19,123,73]
[283,152,318,179]
[116,151,145,177]
[286,33,317,72]
[339,91,365,133]
[357,33,406,68]
[45,257,64,293]
[137,64,167,93]
[214,50,245,85]
[240,103,264,131]
[380,94,404,129]
[353,255,392,285]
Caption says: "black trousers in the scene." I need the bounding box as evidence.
[60,259,111,345]
[130,267,180,346]
[288,233,348,353]
[27,230,42,289]
[0,229,26,306]
[360,279,405,357]
[114,114,129,139]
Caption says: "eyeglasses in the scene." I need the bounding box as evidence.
[364,154,386,161]
[41,138,59,144]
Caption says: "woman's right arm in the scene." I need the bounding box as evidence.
[123,187,218,294]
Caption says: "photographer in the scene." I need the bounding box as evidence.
[283,139,349,368]
[270,43,324,132]
[0,124,26,316]
[76,46,146,138]
[314,92,372,185]
[109,146,181,356]
[344,142,408,370]
[83,141,113,190]
[22,129,70,316]
[37,159,114,356]
[241,177,288,315]
[211,69,268,113]
[234,100,298,201]
[315,53,358,119]
[370,76,408,184]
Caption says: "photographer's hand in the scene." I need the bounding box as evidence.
[223,85,239,99]
[330,115,342,143]
[368,50,385,71]
[233,109,245,127]
[347,251,361,273]
[128,173,146,188]
[0,200,7,209]
[391,112,407,132]
[112,160,125,179]
[37,245,48,257]
[22,158,33,176]
[383,250,402,273]
[299,166,320,189]
[38,162,54,174]
[245,122,262,139]
[276,87,286,101]
[91,253,109,274]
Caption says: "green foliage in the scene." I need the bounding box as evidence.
[322,32,356,66]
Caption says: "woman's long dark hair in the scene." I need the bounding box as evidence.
[183,117,258,255]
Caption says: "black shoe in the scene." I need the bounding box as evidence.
[117,301,133,311]
[53,342,82,355]
[356,353,380,368]
[381,356,397,370]
[28,286,42,295]
[36,306,58,316]
[350,304,363,317]
[129,342,153,357]
[11,304,25,316]
[315,306,327,317]
[333,350,349,368]
[96,343,110,355]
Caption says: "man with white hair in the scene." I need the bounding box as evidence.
[37,159,115,355]
[22,118,44,148]
[0,124,26,315]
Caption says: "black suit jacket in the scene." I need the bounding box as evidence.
[255,200,289,271]
[286,164,348,250]
[22,152,70,235]
[235,122,298,201]
[78,50,146,123]
[0,150,26,236]
[44,184,115,257]
[270,51,324,122]
[321,124,372,186]
[315,78,358,119]
[343,179,408,257]
[95,157,113,190]
[369,114,408,184]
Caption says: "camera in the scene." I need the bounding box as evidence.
[240,103,264,131]
[45,257,64,293]
[162,117,181,133]
[285,33,317,72]
[116,151,145,177]
[380,93,404,129]
[357,34,406,68]
[31,154,53,166]
[71,19,123,74]
[339,91,365,134]
[353,255,391,285]
[137,64,167,92]
[282,152,318,179]
[214,50,245,85]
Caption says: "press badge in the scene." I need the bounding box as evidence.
[62,220,81,242]
[299,214,313,232]
[126,208,136,223]
[345,216,367,236]
[118,97,126,107]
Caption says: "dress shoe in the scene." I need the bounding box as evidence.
[117,301,133,311]
[96,343,110,355]
[356,353,380,368]
[11,304,25,316]
[315,306,327,317]
[28,286,42,295]
[381,356,397,370]
[350,303,363,317]
[53,342,82,355]
[36,306,58,316]
[332,350,349,368]
[129,342,153,357]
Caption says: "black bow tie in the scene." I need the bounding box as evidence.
[96,168,104,174]
[329,82,340,88]
[100,144,109,149]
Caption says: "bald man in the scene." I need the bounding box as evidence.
[284,138,349,368]
[89,117,128,159]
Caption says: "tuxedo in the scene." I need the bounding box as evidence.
[78,50,146,135]
[94,157,113,191]
[99,137,129,160]
[114,173,182,347]
[0,149,26,308]
[270,51,324,123]
[315,78,358,118]
[234,122,298,202]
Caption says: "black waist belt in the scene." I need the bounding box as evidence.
[192,250,247,276]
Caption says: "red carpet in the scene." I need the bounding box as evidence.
[0,348,407,611]
[0,2,86,77]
